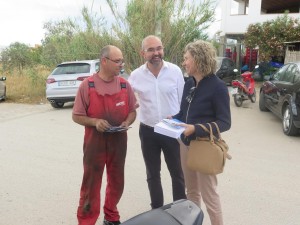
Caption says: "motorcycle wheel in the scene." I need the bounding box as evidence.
[249,89,256,103]
[233,94,243,107]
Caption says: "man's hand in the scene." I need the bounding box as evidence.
[119,111,137,128]
[120,121,130,128]
[95,119,111,132]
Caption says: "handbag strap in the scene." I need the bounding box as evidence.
[196,123,220,139]
[196,123,215,144]
[206,123,214,144]
[196,122,232,160]
[211,122,232,160]
[196,123,210,134]
[199,122,225,141]
[211,122,224,141]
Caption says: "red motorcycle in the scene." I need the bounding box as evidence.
[231,71,256,107]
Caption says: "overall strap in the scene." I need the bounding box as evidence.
[88,76,127,89]
[119,77,127,89]
[88,76,95,88]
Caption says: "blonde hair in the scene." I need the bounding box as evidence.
[184,40,217,76]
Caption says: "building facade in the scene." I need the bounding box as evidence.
[218,0,300,69]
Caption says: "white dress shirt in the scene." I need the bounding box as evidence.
[128,60,184,127]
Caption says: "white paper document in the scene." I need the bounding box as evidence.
[154,119,185,139]
[105,126,131,133]
[162,118,183,129]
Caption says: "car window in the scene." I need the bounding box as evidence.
[222,58,229,67]
[95,62,100,72]
[216,58,222,69]
[292,65,300,83]
[52,63,91,75]
[282,64,295,83]
[273,64,288,81]
[227,58,234,67]
[222,58,234,68]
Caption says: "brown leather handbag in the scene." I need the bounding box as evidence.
[187,122,232,175]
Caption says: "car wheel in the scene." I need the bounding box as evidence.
[282,105,298,136]
[4,86,6,100]
[259,91,268,111]
[51,101,64,108]
[249,89,256,103]
[0,87,6,101]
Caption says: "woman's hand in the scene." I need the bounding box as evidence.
[166,115,173,119]
[178,123,195,136]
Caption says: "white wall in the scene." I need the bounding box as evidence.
[219,0,300,36]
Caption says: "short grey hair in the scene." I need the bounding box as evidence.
[99,45,111,58]
[141,35,162,50]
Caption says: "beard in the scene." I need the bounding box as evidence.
[148,54,162,66]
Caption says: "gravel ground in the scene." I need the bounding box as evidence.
[0,98,300,225]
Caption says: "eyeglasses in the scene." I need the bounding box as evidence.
[186,87,196,103]
[144,46,164,53]
[105,57,125,66]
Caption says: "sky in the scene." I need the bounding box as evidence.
[0,0,221,48]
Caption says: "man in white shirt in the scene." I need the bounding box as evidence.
[128,35,186,209]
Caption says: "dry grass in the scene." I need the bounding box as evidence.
[4,66,51,104]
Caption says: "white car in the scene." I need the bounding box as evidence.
[0,76,6,101]
[46,60,100,108]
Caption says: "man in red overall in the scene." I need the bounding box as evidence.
[72,45,137,225]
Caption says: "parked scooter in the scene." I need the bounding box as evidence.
[252,61,283,81]
[231,71,256,107]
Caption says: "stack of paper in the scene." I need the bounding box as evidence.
[162,118,183,129]
[154,119,185,139]
[105,126,131,132]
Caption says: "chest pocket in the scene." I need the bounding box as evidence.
[87,77,129,126]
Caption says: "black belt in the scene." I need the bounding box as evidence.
[140,122,154,129]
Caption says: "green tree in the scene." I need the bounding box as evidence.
[107,0,216,71]
[244,13,300,61]
[41,6,115,67]
[4,1,217,71]
[31,45,43,65]
[0,42,34,73]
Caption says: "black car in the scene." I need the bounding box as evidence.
[216,57,238,85]
[259,62,300,136]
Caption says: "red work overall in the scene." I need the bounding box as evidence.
[77,77,129,225]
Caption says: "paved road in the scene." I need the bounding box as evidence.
[0,93,300,225]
